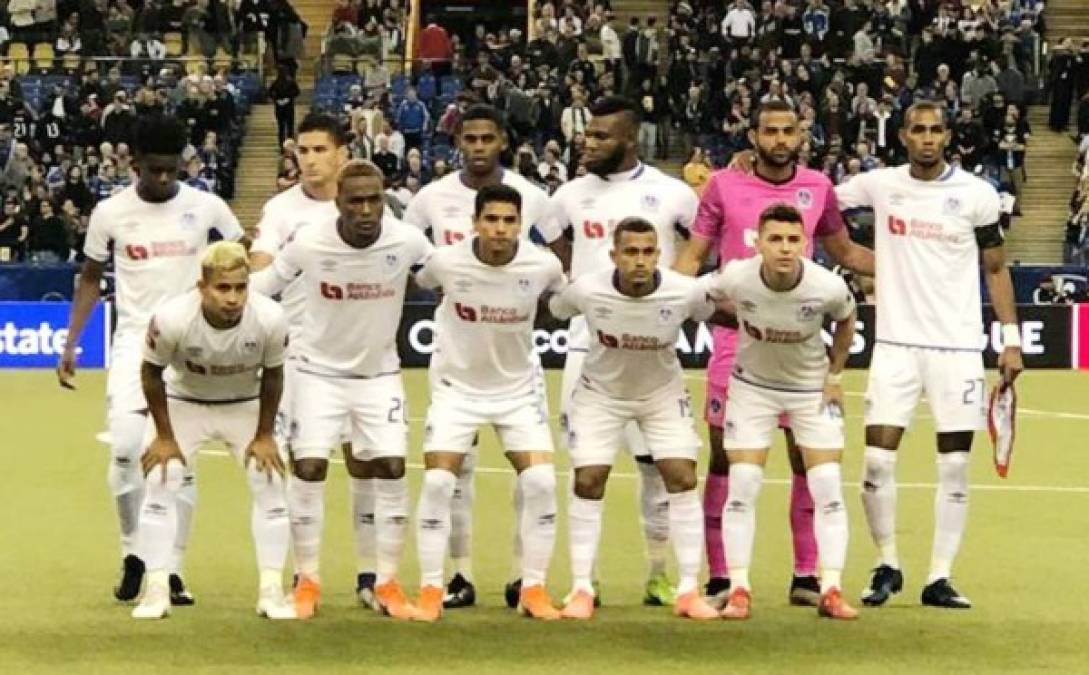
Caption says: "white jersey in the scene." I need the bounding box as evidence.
[83,183,244,336]
[403,169,550,246]
[251,216,433,378]
[703,257,855,393]
[539,163,698,282]
[549,267,713,400]
[416,238,565,397]
[142,289,288,403]
[249,184,338,344]
[835,164,1001,351]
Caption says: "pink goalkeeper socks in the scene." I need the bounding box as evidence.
[703,473,729,579]
[791,473,819,577]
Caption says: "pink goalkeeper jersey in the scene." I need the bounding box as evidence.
[692,167,845,387]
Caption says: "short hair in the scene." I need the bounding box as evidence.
[131,113,188,157]
[337,159,385,188]
[613,216,656,246]
[474,183,522,217]
[757,204,805,232]
[201,241,249,280]
[589,95,643,125]
[755,99,797,126]
[904,100,948,127]
[297,112,348,147]
[457,104,506,133]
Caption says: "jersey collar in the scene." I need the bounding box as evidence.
[612,268,661,297]
[604,162,645,183]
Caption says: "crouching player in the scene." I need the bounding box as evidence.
[412,184,565,621]
[702,205,858,620]
[132,242,294,620]
[548,217,719,621]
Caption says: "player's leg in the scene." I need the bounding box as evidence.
[413,385,477,621]
[445,443,477,609]
[560,382,621,620]
[501,387,561,620]
[783,428,820,606]
[626,424,674,607]
[702,382,731,604]
[170,469,197,606]
[921,350,986,609]
[342,443,378,607]
[132,400,204,619]
[354,374,416,620]
[286,371,347,619]
[860,343,921,606]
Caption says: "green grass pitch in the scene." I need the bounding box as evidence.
[2,368,1088,674]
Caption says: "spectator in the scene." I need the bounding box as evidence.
[601,13,622,89]
[721,0,756,48]
[402,148,430,186]
[995,111,1028,214]
[561,89,592,145]
[394,87,430,151]
[60,166,92,214]
[537,142,567,183]
[418,14,453,76]
[27,200,70,263]
[0,196,29,262]
[375,120,405,160]
[269,67,300,147]
[371,134,400,181]
[1050,39,1077,132]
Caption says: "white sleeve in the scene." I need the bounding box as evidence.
[413,247,444,290]
[262,306,289,368]
[410,230,436,268]
[833,172,874,211]
[675,183,699,234]
[211,195,244,241]
[825,274,857,323]
[536,191,570,244]
[548,282,583,320]
[972,183,1003,228]
[142,307,181,367]
[83,203,111,263]
[402,190,429,233]
[250,203,284,255]
[250,239,301,297]
[703,262,741,302]
[687,277,716,322]
[544,257,567,294]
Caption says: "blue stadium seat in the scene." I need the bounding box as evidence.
[391,74,407,98]
[416,72,436,101]
[439,75,462,96]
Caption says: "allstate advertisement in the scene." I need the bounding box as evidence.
[0,302,109,368]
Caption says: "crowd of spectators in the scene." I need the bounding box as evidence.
[0,2,263,265]
[325,0,408,65]
[310,0,1053,238]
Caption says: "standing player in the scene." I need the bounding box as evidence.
[251,160,432,620]
[835,101,1024,608]
[673,100,874,606]
[248,113,384,609]
[702,205,859,621]
[537,96,699,606]
[403,104,551,609]
[412,184,564,621]
[549,218,719,621]
[132,242,294,620]
[56,114,244,604]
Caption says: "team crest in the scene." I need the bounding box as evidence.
[179,211,198,229]
[384,253,399,269]
[943,196,962,215]
[795,188,813,209]
[710,398,722,414]
[516,278,532,294]
[641,194,660,211]
[796,300,822,322]
[657,306,674,325]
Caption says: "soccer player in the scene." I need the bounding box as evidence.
[548,218,719,621]
[701,205,859,621]
[412,184,564,622]
[538,95,700,606]
[56,114,244,604]
[673,100,874,606]
[835,100,1024,609]
[248,113,383,609]
[403,104,550,609]
[251,160,432,620]
[132,242,294,620]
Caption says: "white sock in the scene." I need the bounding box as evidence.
[667,489,703,596]
[861,446,900,568]
[724,463,764,592]
[416,469,456,588]
[807,463,849,594]
[375,477,409,585]
[510,471,524,580]
[568,494,604,594]
[137,460,185,572]
[106,411,147,557]
[636,459,670,578]
[349,477,377,574]
[449,449,475,581]
[248,466,290,572]
[172,471,196,576]
[930,452,970,584]
[518,465,557,587]
[288,477,325,580]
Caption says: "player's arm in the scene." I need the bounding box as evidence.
[547,282,582,320]
[548,236,572,272]
[245,364,285,478]
[675,173,723,275]
[250,237,302,297]
[538,193,572,272]
[674,236,714,276]
[57,259,105,389]
[819,227,874,276]
[140,360,186,478]
[249,250,274,270]
[824,304,856,413]
[980,235,1024,384]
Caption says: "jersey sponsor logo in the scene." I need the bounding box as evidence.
[887,215,907,236]
[185,360,254,376]
[320,281,344,300]
[742,319,805,344]
[796,188,813,209]
[455,302,478,322]
[454,302,529,324]
[887,215,961,243]
[598,330,673,351]
[125,244,149,260]
[319,281,394,300]
[582,219,608,239]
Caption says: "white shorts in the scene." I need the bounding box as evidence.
[566,379,701,468]
[722,377,844,450]
[278,357,351,453]
[106,332,146,419]
[561,317,650,458]
[865,342,987,433]
[424,380,554,454]
[141,398,262,463]
[291,369,408,461]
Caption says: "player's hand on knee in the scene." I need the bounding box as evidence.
[998,347,1024,384]
[728,150,756,175]
[141,437,187,479]
[245,434,286,480]
[56,348,77,390]
[821,378,845,416]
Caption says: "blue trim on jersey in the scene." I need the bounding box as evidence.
[937,165,956,181]
[841,206,873,216]
[875,338,983,353]
[629,163,646,180]
[529,224,546,245]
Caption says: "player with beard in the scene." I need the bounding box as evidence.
[673,100,873,608]
[538,96,699,607]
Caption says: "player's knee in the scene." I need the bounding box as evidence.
[520,464,556,499]
[707,428,729,475]
[147,460,186,493]
[292,458,328,482]
[369,456,405,479]
[342,444,373,478]
[727,463,763,503]
[422,468,458,502]
[661,471,697,494]
[937,432,973,454]
[572,469,607,500]
[107,456,144,497]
